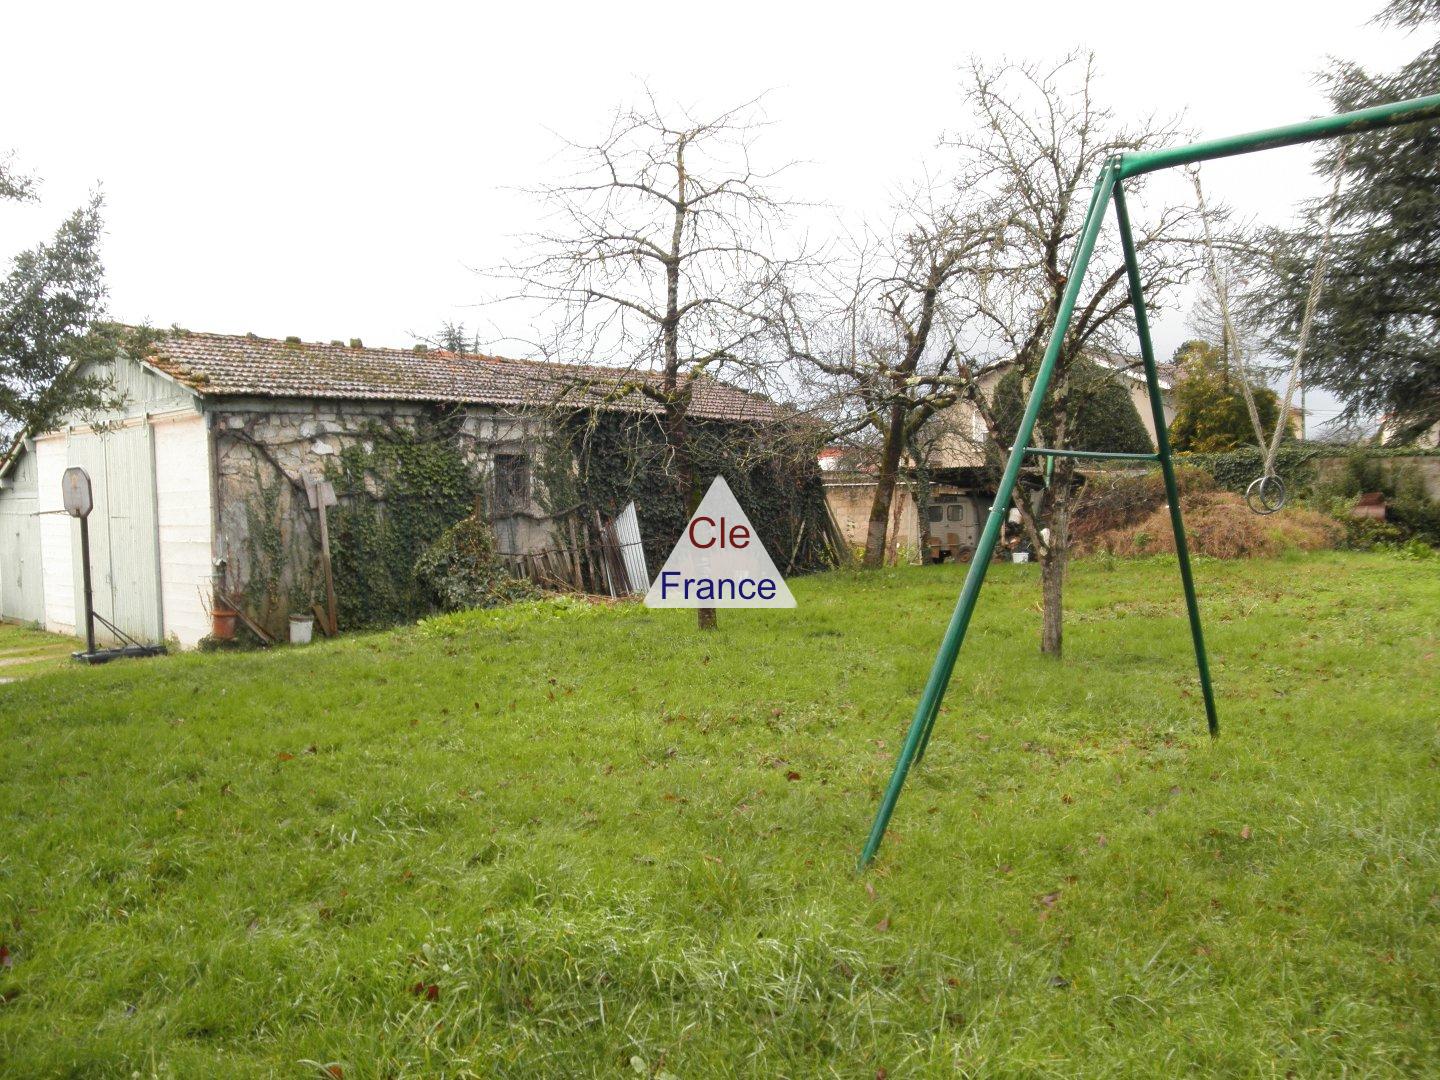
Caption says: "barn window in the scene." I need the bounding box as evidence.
[493,453,529,511]
[946,504,963,522]
[927,506,944,523]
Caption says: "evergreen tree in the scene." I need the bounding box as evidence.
[1274,0,1440,440]
[1168,340,1282,453]
[0,159,113,436]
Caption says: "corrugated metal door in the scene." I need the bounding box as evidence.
[0,445,44,623]
[36,437,77,635]
[58,426,162,645]
[153,413,213,647]
[98,424,161,642]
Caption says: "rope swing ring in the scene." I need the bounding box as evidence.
[1189,147,1348,514]
[1245,473,1286,515]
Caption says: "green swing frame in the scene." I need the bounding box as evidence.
[860,92,1440,869]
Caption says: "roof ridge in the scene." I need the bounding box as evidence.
[140,327,785,422]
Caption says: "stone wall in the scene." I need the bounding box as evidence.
[210,399,555,635]
[823,476,921,563]
[1312,453,1440,502]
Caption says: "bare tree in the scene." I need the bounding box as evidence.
[501,93,802,629]
[784,186,1000,567]
[936,52,1198,657]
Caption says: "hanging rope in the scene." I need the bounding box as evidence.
[1188,150,1347,514]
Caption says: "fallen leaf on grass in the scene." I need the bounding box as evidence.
[864,880,876,901]
[1240,826,1252,840]
[275,752,295,762]
[785,771,801,782]
[410,982,439,1001]
[875,916,890,933]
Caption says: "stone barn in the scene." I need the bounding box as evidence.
[0,330,826,646]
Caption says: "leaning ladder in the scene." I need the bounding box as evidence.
[859,91,1440,869]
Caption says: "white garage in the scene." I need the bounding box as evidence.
[2,327,800,647]
[0,355,214,647]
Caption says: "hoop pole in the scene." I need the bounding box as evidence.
[857,162,1119,869]
[1118,92,1440,178]
[79,514,96,656]
[1113,180,1219,737]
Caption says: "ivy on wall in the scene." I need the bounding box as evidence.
[556,412,833,574]
[238,466,296,629]
[301,405,831,631]
[325,410,478,629]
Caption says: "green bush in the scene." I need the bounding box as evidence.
[1168,340,1282,453]
[1315,456,1440,547]
[992,358,1154,455]
[1176,444,1323,497]
[1334,512,1408,551]
[414,515,539,613]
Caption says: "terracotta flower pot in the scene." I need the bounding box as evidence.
[211,605,239,641]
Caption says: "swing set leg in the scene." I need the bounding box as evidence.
[859,165,1221,870]
[1114,182,1219,737]
[856,92,1440,868]
[859,164,1121,870]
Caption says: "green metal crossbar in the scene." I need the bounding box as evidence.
[859,91,1440,870]
[1024,447,1159,462]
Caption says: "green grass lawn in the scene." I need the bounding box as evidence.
[1,552,1437,1077]
[0,623,79,684]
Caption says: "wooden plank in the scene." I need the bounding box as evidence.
[316,499,338,635]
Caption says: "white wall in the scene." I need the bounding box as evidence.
[32,409,214,648]
[153,412,214,647]
[0,442,45,624]
[35,435,76,636]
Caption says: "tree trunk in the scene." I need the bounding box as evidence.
[1039,540,1066,656]
[664,400,716,630]
[862,402,907,568]
[1037,478,1072,657]
[909,435,933,563]
[661,141,714,630]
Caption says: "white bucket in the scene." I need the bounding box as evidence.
[289,614,315,644]
[1011,552,1030,564]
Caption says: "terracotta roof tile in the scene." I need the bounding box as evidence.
[144,332,785,422]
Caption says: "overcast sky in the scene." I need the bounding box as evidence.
[1,1,1423,428]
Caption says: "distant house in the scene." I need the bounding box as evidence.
[0,330,809,646]
[822,354,1175,562]
[1377,415,1440,450]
